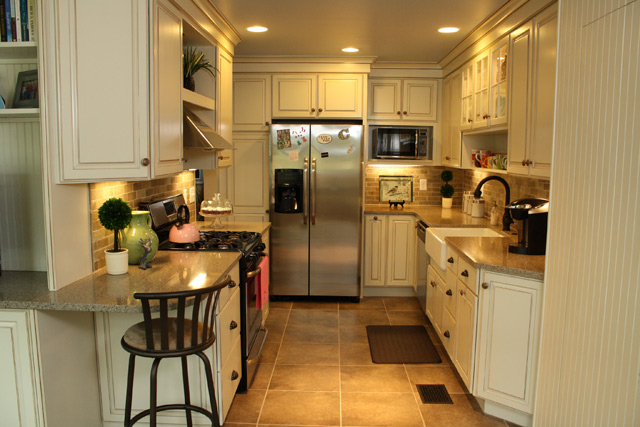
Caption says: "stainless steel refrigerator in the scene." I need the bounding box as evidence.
[270,124,362,297]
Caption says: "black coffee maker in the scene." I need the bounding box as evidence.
[506,198,549,255]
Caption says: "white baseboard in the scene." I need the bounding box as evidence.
[363,286,417,297]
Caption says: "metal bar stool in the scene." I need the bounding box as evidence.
[121,275,234,427]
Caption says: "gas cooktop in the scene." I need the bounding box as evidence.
[158,230,261,253]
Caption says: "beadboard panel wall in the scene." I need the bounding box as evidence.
[535,1,640,426]
[0,119,46,271]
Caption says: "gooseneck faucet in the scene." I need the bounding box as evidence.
[473,176,514,231]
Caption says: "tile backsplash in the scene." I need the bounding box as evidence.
[89,171,196,271]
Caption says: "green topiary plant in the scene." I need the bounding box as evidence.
[183,47,218,90]
[98,198,133,252]
[440,169,455,198]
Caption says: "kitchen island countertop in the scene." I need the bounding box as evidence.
[0,251,240,312]
[365,204,544,280]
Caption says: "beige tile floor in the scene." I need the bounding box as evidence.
[225,297,513,427]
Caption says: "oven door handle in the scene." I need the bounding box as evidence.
[247,267,261,279]
[247,327,269,366]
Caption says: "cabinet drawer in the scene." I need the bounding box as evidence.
[457,257,476,291]
[444,268,458,320]
[219,337,242,421]
[216,286,241,371]
[217,264,240,313]
[446,247,459,273]
[441,307,457,359]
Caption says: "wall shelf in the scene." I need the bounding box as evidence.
[0,108,39,118]
[182,87,215,110]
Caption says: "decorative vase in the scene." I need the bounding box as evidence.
[184,75,195,91]
[122,211,159,265]
[442,197,453,209]
[105,249,129,275]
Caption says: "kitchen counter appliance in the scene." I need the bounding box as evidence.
[371,126,433,160]
[506,198,549,255]
[270,123,362,297]
[139,194,267,392]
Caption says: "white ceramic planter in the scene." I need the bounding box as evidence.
[105,249,129,275]
[442,197,453,209]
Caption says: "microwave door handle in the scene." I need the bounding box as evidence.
[303,157,309,225]
[415,130,420,158]
[311,158,317,225]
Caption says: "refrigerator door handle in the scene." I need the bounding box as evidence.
[311,158,317,225]
[303,157,309,225]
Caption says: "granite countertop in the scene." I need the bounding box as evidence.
[0,251,240,312]
[195,221,271,235]
[364,204,544,280]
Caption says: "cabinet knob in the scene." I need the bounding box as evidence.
[430,281,436,287]
[265,209,270,214]
[141,158,150,166]
[231,370,239,381]
[522,159,527,166]
[445,156,451,160]
[228,280,237,289]
[446,289,452,296]
[461,270,469,277]
[460,289,465,296]
[265,121,270,126]
[373,216,378,220]
[396,111,402,115]
[468,119,473,123]
[403,111,408,115]
[443,331,450,338]
[229,320,238,330]
[527,159,533,166]
[311,108,316,113]
[447,257,454,264]
[318,108,323,113]
[481,282,489,289]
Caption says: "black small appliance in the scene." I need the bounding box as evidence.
[506,198,549,255]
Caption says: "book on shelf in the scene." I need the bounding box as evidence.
[4,0,12,42]
[27,0,34,41]
[8,0,16,42]
[0,1,6,42]
[19,0,27,41]
[1,0,36,43]
[13,0,20,41]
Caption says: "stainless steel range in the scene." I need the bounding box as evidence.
[140,194,268,392]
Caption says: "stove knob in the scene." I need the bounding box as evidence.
[228,280,237,289]
[229,320,238,330]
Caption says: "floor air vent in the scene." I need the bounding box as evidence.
[416,384,453,404]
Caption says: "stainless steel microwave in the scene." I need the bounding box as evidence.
[372,126,433,160]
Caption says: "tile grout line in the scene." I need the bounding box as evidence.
[254,304,290,426]
[404,363,428,427]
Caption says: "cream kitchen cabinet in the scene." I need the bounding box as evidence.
[472,50,491,129]
[368,78,438,122]
[96,264,241,425]
[272,73,363,119]
[231,132,269,222]
[364,215,416,288]
[441,71,462,166]
[489,39,509,127]
[233,74,271,132]
[507,4,557,178]
[475,271,542,420]
[460,62,474,130]
[426,265,445,335]
[43,0,184,182]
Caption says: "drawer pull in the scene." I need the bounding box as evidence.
[446,289,452,296]
[460,289,465,296]
[228,280,237,289]
[229,320,238,330]
[373,216,378,220]
[482,282,489,289]
[447,257,454,264]
[461,270,469,277]
[444,331,450,338]
[430,281,436,287]
[231,370,239,381]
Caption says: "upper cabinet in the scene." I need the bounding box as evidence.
[489,39,508,127]
[368,78,437,122]
[507,4,557,178]
[441,71,462,167]
[233,74,271,132]
[42,0,183,182]
[272,73,363,119]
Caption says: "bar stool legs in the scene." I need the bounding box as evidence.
[149,358,162,427]
[181,356,193,427]
[124,354,136,427]
[197,352,221,427]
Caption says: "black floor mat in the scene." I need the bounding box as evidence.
[416,384,454,404]
[366,325,442,364]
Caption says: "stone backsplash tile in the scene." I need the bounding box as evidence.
[89,171,196,271]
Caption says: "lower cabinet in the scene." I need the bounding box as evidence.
[95,264,242,425]
[426,265,444,335]
[231,132,269,223]
[364,215,416,288]
[475,271,542,417]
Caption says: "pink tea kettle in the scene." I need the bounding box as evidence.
[169,205,200,243]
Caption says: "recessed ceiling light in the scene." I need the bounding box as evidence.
[438,27,460,34]
[247,26,268,33]
[342,47,359,53]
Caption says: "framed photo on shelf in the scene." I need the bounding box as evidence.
[12,70,39,108]
[379,176,413,202]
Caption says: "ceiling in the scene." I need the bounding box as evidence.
[208,0,509,63]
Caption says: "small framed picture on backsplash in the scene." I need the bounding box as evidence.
[379,176,413,202]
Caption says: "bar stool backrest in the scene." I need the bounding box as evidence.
[133,275,232,352]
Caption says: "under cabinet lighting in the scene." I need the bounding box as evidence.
[247,26,268,33]
[342,47,359,53]
[438,27,460,33]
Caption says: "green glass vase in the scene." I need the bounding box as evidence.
[122,211,159,265]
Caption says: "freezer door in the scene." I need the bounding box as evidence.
[309,125,362,296]
[270,125,310,296]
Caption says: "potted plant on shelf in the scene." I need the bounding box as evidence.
[98,198,133,275]
[183,46,217,91]
[440,169,455,209]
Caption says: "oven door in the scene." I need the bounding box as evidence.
[244,257,268,390]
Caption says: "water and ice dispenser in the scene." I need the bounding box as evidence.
[274,169,303,213]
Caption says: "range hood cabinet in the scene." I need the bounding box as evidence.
[183,108,233,151]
